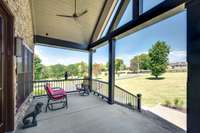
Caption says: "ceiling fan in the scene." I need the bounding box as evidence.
[56,0,88,20]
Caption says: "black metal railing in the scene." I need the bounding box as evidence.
[114,85,141,111]
[92,79,109,99]
[91,79,141,111]
[33,79,87,97]
[33,79,141,111]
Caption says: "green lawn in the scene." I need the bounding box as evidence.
[115,72,187,107]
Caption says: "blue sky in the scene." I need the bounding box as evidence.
[35,0,186,66]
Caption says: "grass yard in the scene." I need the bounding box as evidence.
[115,72,187,107]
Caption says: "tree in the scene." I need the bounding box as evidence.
[148,41,170,79]
[139,54,150,70]
[41,65,49,79]
[115,59,125,76]
[130,54,150,72]
[34,55,43,80]
[115,59,125,71]
[66,64,79,77]
[93,63,103,77]
[49,64,66,79]
[76,62,88,77]
[130,56,138,72]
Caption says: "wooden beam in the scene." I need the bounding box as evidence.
[89,0,187,49]
[90,0,117,43]
[89,0,107,43]
[108,39,115,104]
[34,35,88,51]
[107,0,130,34]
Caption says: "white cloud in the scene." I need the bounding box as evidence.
[169,50,186,63]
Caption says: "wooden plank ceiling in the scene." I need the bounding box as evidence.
[31,0,117,48]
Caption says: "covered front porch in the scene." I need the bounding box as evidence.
[16,94,184,133]
[0,0,197,132]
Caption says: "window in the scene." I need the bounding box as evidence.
[93,43,109,82]
[115,11,187,128]
[142,0,165,13]
[117,0,132,28]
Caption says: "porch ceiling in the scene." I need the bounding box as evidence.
[31,0,117,47]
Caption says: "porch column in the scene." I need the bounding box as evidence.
[187,0,200,132]
[88,50,93,91]
[108,39,115,104]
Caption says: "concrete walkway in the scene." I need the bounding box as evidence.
[16,94,185,133]
[144,105,186,131]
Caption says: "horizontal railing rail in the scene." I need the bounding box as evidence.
[33,79,141,111]
[114,85,139,110]
[92,79,109,99]
[33,79,87,97]
[91,79,141,111]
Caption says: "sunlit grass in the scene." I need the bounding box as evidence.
[115,72,187,107]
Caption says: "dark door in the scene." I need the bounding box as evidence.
[0,15,5,133]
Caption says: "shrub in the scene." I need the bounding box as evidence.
[164,100,172,107]
[174,98,179,107]
[174,98,184,108]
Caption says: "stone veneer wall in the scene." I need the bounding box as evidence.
[15,93,33,130]
[3,0,34,48]
[3,0,34,131]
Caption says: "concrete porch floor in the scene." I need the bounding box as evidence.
[16,94,185,133]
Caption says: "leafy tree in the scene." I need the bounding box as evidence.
[115,59,125,72]
[130,56,140,72]
[148,41,170,79]
[49,64,66,79]
[66,64,79,77]
[115,59,125,76]
[41,65,49,79]
[105,59,126,74]
[139,54,150,70]
[34,55,43,80]
[93,63,103,77]
[76,62,88,77]
[130,54,150,72]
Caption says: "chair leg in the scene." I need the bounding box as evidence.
[46,99,50,112]
[65,95,68,109]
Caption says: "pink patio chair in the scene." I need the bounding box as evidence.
[44,83,68,112]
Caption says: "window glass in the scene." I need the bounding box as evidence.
[143,0,165,13]
[93,44,109,82]
[115,11,187,109]
[117,0,132,28]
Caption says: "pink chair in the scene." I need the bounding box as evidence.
[44,83,68,112]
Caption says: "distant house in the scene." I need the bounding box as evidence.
[169,62,187,69]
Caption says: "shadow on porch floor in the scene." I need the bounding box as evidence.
[16,94,185,133]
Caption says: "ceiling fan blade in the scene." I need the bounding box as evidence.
[56,14,74,18]
[77,10,88,17]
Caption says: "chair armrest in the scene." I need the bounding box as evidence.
[53,89,65,95]
[52,87,62,90]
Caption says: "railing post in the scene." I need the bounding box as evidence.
[108,39,115,104]
[137,94,142,112]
